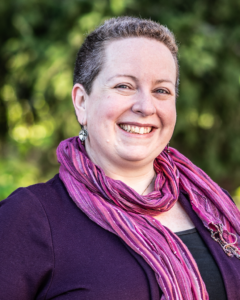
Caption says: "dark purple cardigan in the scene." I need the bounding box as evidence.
[0,174,240,300]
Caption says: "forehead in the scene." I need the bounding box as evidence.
[102,37,176,81]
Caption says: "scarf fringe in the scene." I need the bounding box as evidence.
[209,223,240,258]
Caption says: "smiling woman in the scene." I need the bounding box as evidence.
[1,16,240,300]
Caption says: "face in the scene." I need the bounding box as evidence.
[73,37,177,172]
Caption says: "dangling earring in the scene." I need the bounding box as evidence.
[166,142,170,153]
[79,125,88,143]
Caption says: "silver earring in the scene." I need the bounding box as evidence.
[167,143,170,153]
[79,127,88,142]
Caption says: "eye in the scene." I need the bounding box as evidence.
[155,88,169,94]
[115,84,130,89]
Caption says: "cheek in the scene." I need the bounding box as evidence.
[104,105,119,120]
[88,97,122,131]
[99,96,124,122]
[157,103,177,126]
[169,108,177,125]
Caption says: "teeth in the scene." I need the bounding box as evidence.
[119,124,152,134]
[135,126,140,133]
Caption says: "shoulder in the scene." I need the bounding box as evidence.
[1,174,67,215]
[0,174,68,265]
[0,174,84,245]
[4,173,65,200]
[1,174,98,244]
[0,175,66,249]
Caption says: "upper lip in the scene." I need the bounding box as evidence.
[117,122,157,128]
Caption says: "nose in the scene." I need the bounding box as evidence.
[131,91,156,117]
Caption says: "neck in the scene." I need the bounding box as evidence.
[85,143,156,195]
[106,168,156,195]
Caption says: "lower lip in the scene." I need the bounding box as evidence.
[117,125,156,137]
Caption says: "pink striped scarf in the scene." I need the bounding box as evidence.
[57,137,240,300]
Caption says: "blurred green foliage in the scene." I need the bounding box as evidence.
[0,0,240,204]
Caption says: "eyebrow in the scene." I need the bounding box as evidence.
[107,74,175,86]
[155,79,175,86]
[107,74,139,83]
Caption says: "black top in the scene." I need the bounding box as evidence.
[176,228,227,300]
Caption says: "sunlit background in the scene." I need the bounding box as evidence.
[1,0,240,205]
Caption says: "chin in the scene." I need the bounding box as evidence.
[117,147,160,163]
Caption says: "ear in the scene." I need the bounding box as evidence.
[72,83,87,126]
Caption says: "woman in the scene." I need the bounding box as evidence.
[1,16,240,300]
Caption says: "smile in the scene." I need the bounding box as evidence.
[119,124,152,134]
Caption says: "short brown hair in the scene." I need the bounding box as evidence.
[73,16,179,95]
